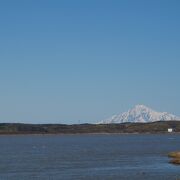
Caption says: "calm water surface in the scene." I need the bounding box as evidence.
[0,134,180,180]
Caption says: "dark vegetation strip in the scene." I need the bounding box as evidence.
[0,121,180,134]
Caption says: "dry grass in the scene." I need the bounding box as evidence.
[168,152,180,158]
[168,151,180,165]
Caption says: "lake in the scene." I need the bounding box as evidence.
[0,134,180,180]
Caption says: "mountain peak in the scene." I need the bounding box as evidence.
[99,105,180,124]
[134,104,149,109]
[133,104,151,111]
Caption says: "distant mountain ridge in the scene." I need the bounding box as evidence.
[99,105,180,124]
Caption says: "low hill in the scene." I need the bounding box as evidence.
[0,121,180,134]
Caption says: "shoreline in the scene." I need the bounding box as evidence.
[0,121,180,135]
[0,132,180,136]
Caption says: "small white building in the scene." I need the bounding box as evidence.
[168,128,173,133]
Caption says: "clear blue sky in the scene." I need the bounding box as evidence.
[0,0,180,124]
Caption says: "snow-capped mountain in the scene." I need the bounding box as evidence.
[99,105,180,124]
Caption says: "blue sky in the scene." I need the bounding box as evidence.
[0,0,180,124]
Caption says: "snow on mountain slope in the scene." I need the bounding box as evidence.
[99,105,180,124]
